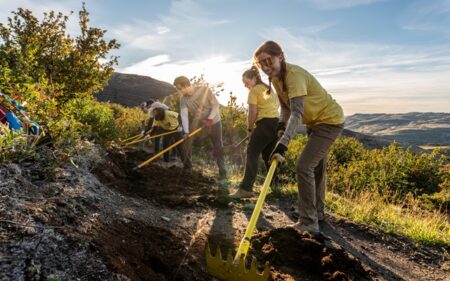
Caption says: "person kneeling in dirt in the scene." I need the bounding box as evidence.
[230,66,279,199]
[173,76,227,179]
[149,106,189,167]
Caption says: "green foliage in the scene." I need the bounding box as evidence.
[281,135,448,202]
[109,103,146,139]
[220,92,247,146]
[56,97,119,144]
[0,4,119,104]
[0,123,38,162]
[329,143,446,198]
[329,137,365,166]
[0,4,121,162]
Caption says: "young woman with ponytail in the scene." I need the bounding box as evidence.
[253,41,344,233]
[230,66,280,198]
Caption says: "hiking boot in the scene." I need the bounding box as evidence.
[288,221,319,234]
[229,189,254,199]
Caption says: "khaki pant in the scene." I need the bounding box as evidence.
[296,123,343,228]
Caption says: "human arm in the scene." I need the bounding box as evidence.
[278,96,304,146]
[180,106,189,134]
[247,104,257,137]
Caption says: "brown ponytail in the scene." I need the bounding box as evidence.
[242,66,270,94]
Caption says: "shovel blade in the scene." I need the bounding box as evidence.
[205,243,270,281]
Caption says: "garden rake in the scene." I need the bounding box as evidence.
[205,159,279,281]
[135,127,202,169]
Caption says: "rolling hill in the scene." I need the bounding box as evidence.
[95,72,175,107]
[345,112,450,146]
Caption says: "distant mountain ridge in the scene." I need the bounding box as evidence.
[345,112,450,146]
[95,72,175,107]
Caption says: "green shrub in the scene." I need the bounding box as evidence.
[109,103,146,140]
[329,137,365,166]
[55,97,118,144]
[280,135,448,203]
[0,124,39,162]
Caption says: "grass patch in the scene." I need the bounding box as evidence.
[326,191,450,247]
[264,182,450,247]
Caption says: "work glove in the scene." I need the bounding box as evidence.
[270,142,287,163]
[182,132,190,139]
[205,119,213,128]
[277,122,286,138]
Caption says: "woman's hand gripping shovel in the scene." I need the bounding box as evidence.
[205,158,279,281]
[134,127,202,169]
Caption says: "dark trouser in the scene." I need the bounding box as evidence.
[153,126,164,153]
[183,121,227,177]
[296,123,343,227]
[239,118,278,191]
[160,129,189,167]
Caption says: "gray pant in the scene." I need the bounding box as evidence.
[296,123,343,227]
[183,121,227,177]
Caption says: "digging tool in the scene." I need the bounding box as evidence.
[206,159,279,281]
[233,136,249,148]
[120,131,146,143]
[135,127,202,169]
[124,129,178,146]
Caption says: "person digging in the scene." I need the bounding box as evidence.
[173,76,227,179]
[148,106,189,168]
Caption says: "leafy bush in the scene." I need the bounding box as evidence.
[281,135,448,202]
[0,5,119,104]
[58,97,119,144]
[0,123,38,162]
[109,103,146,140]
[329,137,365,166]
[329,143,446,198]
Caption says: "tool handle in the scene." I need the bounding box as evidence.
[233,159,278,262]
[233,136,249,148]
[125,129,178,146]
[136,127,202,169]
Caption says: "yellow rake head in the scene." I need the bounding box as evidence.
[205,242,270,281]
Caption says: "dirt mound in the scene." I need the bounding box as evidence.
[250,228,373,281]
[94,149,218,208]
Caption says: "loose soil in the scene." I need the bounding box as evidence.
[1,147,449,281]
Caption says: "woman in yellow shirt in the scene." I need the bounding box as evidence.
[253,41,345,233]
[150,107,187,165]
[230,66,279,198]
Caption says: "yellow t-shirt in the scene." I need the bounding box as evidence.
[247,84,279,122]
[152,110,179,131]
[272,63,344,127]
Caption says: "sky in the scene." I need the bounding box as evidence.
[1,0,449,114]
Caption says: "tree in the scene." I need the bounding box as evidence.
[0,3,119,104]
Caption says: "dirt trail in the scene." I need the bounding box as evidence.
[1,148,448,281]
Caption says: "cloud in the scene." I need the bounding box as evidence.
[120,55,250,106]
[258,27,450,114]
[0,0,99,38]
[399,0,450,35]
[109,0,231,59]
[306,0,387,10]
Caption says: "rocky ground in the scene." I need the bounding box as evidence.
[0,148,449,281]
